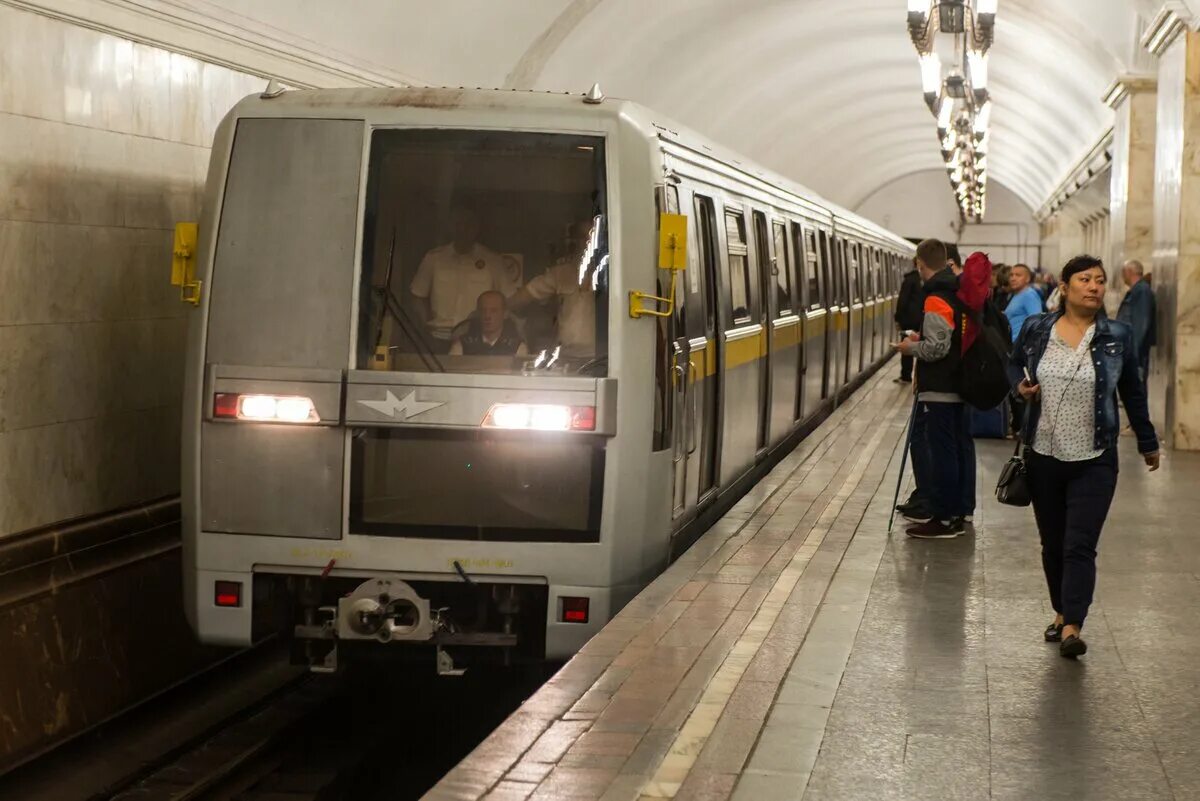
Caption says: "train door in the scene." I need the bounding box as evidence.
[668,186,690,519]
[828,235,847,395]
[868,249,882,362]
[863,247,878,364]
[798,224,828,421]
[848,242,864,379]
[768,217,799,442]
[718,205,760,483]
[690,194,722,503]
[751,210,772,455]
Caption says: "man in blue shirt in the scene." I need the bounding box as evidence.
[1004,264,1043,342]
[1118,259,1156,388]
[1004,263,1043,437]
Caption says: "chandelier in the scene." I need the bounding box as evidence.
[907,0,996,223]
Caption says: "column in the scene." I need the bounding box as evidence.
[1146,11,1200,449]
[1106,76,1158,274]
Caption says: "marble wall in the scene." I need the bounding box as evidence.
[1152,33,1187,449]
[1124,90,1159,270]
[0,5,265,537]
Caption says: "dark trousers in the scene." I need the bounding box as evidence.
[1026,449,1119,629]
[908,402,931,506]
[899,354,914,381]
[918,402,974,519]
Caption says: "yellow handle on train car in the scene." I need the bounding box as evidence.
[630,213,687,318]
[171,222,202,306]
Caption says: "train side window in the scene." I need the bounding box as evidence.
[816,229,830,309]
[800,227,819,311]
[872,250,881,299]
[725,210,752,325]
[694,194,718,328]
[849,244,861,304]
[772,221,792,317]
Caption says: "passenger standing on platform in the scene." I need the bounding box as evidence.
[1005,264,1042,340]
[894,239,971,539]
[894,259,924,384]
[946,243,963,276]
[1006,264,1042,435]
[1117,259,1156,391]
[1012,255,1160,658]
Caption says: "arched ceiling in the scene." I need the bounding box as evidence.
[204,0,1164,214]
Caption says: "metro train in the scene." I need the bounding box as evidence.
[178,86,913,673]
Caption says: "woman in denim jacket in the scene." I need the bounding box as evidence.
[1011,255,1161,658]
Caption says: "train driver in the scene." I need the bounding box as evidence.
[509,218,602,357]
[449,291,528,356]
[410,204,516,352]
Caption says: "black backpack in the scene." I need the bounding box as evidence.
[951,296,1012,410]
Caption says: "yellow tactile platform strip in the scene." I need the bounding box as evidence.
[424,370,911,801]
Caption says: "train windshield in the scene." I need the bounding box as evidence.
[357,129,610,377]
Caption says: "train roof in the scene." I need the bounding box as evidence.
[233,86,913,253]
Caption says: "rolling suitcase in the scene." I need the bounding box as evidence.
[970,398,1009,439]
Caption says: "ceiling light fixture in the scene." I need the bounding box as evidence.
[908,1,996,223]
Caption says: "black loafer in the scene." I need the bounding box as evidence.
[1044,622,1063,642]
[1060,634,1088,658]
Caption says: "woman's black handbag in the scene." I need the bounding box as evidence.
[995,405,1031,507]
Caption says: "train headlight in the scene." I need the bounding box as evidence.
[482,403,595,431]
[213,393,320,424]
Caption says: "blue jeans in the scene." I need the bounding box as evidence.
[918,402,975,520]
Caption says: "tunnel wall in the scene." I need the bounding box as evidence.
[855,170,1042,268]
[0,3,265,540]
[0,5,268,771]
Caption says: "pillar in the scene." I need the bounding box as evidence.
[1146,12,1200,449]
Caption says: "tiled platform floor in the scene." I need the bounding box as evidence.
[426,370,1200,801]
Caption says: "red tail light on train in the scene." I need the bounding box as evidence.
[561,597,590,623]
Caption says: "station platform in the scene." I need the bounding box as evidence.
[426,370,1200,801]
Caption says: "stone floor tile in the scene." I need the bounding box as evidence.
[988,744,1174,801]
[744,722,824,774]
[485,780,539,801]
[724,680,778,721]
[729,769,807,801]
[695,716,763,773]
[673,770,737,801]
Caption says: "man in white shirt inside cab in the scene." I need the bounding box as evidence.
[509,218,605,358]
[410,204,515,352]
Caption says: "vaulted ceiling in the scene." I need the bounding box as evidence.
[207,0,1169,214]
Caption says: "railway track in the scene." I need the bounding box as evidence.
[1,649,554,801]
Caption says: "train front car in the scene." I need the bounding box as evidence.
[181,89,670,673]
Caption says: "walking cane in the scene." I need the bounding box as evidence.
[887,398,919,534]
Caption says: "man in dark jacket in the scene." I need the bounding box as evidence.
[894,261,924,383]
[1118,259,1156,390]
[894,238,970,539]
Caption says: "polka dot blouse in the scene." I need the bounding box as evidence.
[1031,323,1105,462]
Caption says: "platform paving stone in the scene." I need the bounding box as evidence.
[425,369,1200,801]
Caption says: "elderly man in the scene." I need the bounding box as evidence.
[1118,259,1156,389]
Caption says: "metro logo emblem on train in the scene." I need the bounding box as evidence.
[358,390,445,420]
